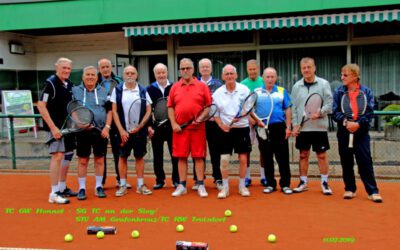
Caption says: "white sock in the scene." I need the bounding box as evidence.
[95,176,103,188]
[120,179,126,187]
[51,185,59,195]
[321,174,328,183]
[222,179,229,188]
[300,176,308,183]
[259,167,265,179]
[78,177,86,190]
[58,181,66,192]
[239,178,246,187]
[246,168,251,179]
[137,178,144,187]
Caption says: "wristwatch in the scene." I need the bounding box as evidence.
[105,124,111,129]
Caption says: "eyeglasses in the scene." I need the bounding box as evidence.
[180,67,193,71]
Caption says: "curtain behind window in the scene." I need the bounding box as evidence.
[352,44,400,96]
[260,47,347,93]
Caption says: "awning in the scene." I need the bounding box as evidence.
[124,9,400,37]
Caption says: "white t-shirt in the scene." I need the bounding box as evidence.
[212,82,250,128]
[110,82,152,130]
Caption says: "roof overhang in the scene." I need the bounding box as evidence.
[124,9,400,37]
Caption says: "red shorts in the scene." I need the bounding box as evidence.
[172,128,207,158]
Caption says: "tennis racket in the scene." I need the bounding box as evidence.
[120,98,150,146]
[229,91,258,126]
[253,89,274,141]
[180,104,218,129]
[70,99,105,132]
[45,100,94,144]
[341,90,367,148]
[299,93,323,131]
[153,97,169,127]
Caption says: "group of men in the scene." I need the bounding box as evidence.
[38,56,383,204]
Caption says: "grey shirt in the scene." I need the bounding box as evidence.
[72,83,108,128]
[291,76,333,131]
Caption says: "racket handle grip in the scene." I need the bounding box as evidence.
[180,124,188,129]
[87,226,117,234]
[348,133,354,148]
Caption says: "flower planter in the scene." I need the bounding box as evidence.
[384,124,400,141]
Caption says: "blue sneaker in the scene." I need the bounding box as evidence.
[245,178,252,187]
[260,178,267,187]
[77,189,86,200]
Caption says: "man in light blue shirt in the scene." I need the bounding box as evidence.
[254,67,293,195]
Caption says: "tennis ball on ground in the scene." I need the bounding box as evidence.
[176,224,184,232]
[131,230,140,239]
[224,209,232,217]
[229,225,238,233]
[64,233,73,242]
[96,231,105,239]
[268,234,277,243]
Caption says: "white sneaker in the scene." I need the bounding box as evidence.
[116,182,132,189]
[192,184,200,190]
[115,186,128,197]
[216,181,224,191]
[197,185,208,198]
[172,184,187,197]
[293,181,308,193]
[48,193,70,204]
[239,186,250,197]
[137,185,152,195]
[217,187,229,199]
[321,181,333,195]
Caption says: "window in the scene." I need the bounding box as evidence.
[261,47,347,92]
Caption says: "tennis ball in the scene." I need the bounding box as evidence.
[96,231,105,239]
[131,230,140,239]
[224,209,232,217]
[268,234,277,243]
[229,225,238,233]
[176,224,184,232]
[64,233,73,242]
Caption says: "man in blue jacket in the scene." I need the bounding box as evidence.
[97,58,127,188]
[146,63,179,189]
[332,63,382,203]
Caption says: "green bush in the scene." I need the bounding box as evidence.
[382,104,400,122]
[387,116,400,127]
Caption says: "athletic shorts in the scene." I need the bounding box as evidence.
[172,128,206,158]
[220,127,252,155]
[47,132,76,154]
[295,131,330,153]
[76,130,108,157]
[119,134,147,159]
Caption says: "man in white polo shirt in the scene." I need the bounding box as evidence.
[212,64,252,198]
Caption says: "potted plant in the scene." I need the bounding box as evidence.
[384,104,400,141]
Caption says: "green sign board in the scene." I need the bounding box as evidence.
[2,90,35,128]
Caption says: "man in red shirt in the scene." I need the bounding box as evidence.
[168,58,212,198]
